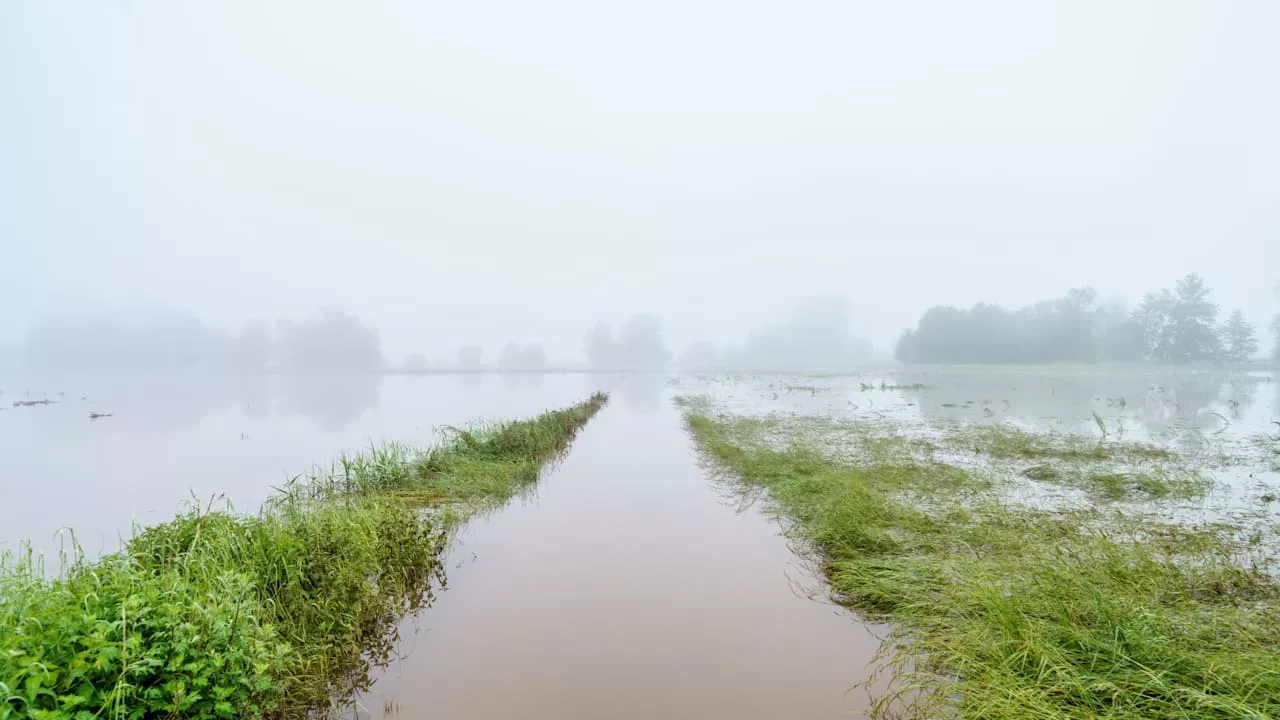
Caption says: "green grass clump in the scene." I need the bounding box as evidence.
[275,392,609,511]
[683,409,1280,720]
[1082,470,1209,500]
[1019,464,1209,501]
[951,424,1174,462]
[1,393,608,720]
[1020,463,1061,481]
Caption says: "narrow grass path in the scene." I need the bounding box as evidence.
[0,393,608,720]
[681,403,1280,720]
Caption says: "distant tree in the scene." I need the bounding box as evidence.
[1219,311,1258,363]
[677,341,721,371]
[457,345,483,368]
[615,315,671,370]
[736,296,872,370]
[1272,286,1280,364]
[1099,317,1147,363]
[226,320,269,372]
[25,307,225,372]
[1095,300,1145,363]
[1168,273,1223,362]
[897,289,1132,364]
[584,323,617,369]
[278,307,383,372]
[1134,289,1178,363]
[521,343,548,369]
[403,353,428,370]
[896,304,1018,364]
[584,317,671,370]
[1133,275,1225,364]
[1272,313,1280,364]
[1051,287,1100,363]
[497,342,523,369]
[898,276,1253,366]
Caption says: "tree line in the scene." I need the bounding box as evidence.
[583,297,876,372]
[896,274,1267,365]
[23,306,383,373]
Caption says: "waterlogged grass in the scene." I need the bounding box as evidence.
[274,393,610,511]
[0,393,608,720]
[682,405,1280,720]
[947,423,1175,463]
[1019,463,1209,500]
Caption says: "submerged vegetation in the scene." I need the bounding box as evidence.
[946,423,1175,463]
[0,393,608,720]
[681,400,1280,720]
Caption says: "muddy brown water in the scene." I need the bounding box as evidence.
[349,390,886,719]
[3,372,889,717]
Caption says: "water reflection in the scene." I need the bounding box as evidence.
[894,368,1269,444]
[10,375,270,430]
[347,397,886,719]
[582,373,665,415]
[1,374,599,560]
[280,374,383,431]
[4,373,387,432]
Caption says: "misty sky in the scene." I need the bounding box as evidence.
[4,1,1277,360]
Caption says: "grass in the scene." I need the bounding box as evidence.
[0,392,608,720]
[682,404,1280,720]
[947,424,1175,463]
[1019,463,1209,500]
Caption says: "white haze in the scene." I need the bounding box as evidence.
[3,0,1278,360]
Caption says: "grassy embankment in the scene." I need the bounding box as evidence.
[680,398,1279,720]
[0,393,608,720]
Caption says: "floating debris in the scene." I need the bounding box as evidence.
[12,399,57,408]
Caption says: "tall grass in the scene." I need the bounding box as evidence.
[0,392,608,720]
[683,408,1280,720]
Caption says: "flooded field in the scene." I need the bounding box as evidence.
[679,366,1280,526]
[0,373,599,558]
[4,366,1278,718]
[351,394,886,719]
[673,365,1280,718]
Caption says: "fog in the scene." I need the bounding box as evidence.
[4,1,1278,364]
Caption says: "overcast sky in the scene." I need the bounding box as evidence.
[3,0,1277,360]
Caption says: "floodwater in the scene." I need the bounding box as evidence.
[349,386,886,719]
[0,373,598,558]
[675,366,1280,527]
[4,371,889,718]
[8,366,1275,718]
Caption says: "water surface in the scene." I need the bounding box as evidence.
[352,389,885,719]
[0,373,597,558]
